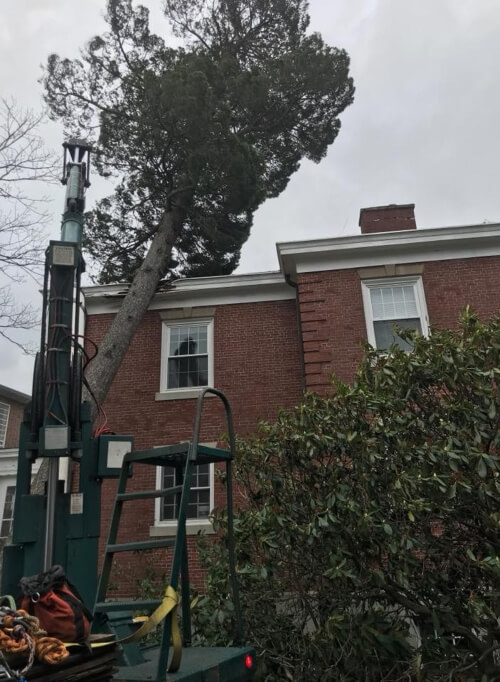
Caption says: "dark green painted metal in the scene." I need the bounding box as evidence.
[125,443,233,467]
[11,416,37,544]
[106,612,146,667]
[92,388,252,681]
[94,599,162,613]
[12,493,44,543]
[2,401,103,608]
[44,253,73,445]
[97,434,133,477]
[1,545,25,597]
[181,537,192,646]
[94,458,133,612]
[114,646,256,681]
[107,539,176,553]
[117,485,183,501]
[192,388,245,646]
[156,447,192,677]
[65,403,102,606]
[1,143,106,607]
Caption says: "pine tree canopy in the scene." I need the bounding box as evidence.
[43,0,354,284]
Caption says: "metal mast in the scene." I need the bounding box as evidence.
[42,140,91,569]
[3,137,124,608]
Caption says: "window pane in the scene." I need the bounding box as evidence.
[187,326,200,351]
[374,318,422,351]
[160,465,210,522]
[169,325,208,357]
[168,327,180,355]
[402,286,418,316]
[168,355,208,389]
[196,464,210,488]
[196,356,208,385]
[392,286,405,318]
[370,288,383,318]
[0,486,15,538]
[3,487,14,517]
[162,469,175,488]
[0,403,9,448]
[170,333,196,357]
[380,287,396,319]
[188,489,210,519]
[196,328,207,354]
[162,502,176,521]
[166,323,210,389]
[370,286,418,320]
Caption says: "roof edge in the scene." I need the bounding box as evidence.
[277,221,500,279]
[0,384,30,404]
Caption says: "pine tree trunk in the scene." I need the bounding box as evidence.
[84,208,180,419]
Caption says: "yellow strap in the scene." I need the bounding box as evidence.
[66,586,182,672]
[121,585,178,645]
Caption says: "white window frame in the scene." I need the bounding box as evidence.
[0,484,15,539]
[157,318,214,401]
[152,461,215,536]
[0,402,10,448]
[361,276,429,350]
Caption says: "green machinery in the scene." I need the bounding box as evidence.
[1,141,255,681]
[2,140,101,604]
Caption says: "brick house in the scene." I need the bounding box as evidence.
[0,384,30,548]
[83,203,500,594]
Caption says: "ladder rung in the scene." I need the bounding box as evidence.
[125,442,233,466]
[106,539,175,553]
[94,599,162,613]
[116,485,183,501]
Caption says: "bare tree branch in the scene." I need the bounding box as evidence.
[0,285,38,353]
[0,98,58,351]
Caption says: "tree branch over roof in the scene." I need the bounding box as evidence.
[42,0,354,409]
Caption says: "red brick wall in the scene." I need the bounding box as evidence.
[86,254,500,596]
[298,255,500,392]
[359,204,416,234]
[298,270,367,393]
[85,300,304,595]
[423,256,500,328]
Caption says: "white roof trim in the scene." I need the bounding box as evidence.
[0,385,30,404]
[277,223,500,279]
[84,222,500,315]
[84,271,295,314]
[0,449,41,477]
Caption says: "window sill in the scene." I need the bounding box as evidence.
[150,522,215,537]
[155,389,216,401]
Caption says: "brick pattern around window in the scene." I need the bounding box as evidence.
[83,254,500,596]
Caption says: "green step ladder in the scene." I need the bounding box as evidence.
[93,388,248,681]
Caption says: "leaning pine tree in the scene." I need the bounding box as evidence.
[195,310,500,681]
[42,0,354,407]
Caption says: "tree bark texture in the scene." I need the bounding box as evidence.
[84,208,180,419]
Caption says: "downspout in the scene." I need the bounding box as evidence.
[285,275,306,393]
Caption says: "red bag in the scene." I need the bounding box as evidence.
[19,565,92,642]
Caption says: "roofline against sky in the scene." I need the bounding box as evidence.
[277,222,500,279]
[0,384,30,404]
[83,221,500,313]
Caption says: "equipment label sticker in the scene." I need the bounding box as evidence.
[70,493,84,514]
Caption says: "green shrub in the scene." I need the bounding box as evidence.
[194,310,500,680]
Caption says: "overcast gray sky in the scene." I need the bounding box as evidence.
[1,0,500,393]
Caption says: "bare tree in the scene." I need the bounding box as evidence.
[0,98,58,349]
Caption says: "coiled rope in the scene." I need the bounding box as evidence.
[0,606,69,678]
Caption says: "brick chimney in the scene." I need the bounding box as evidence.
[359,203,416,234]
